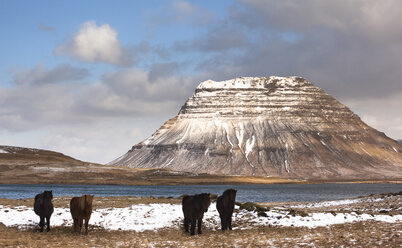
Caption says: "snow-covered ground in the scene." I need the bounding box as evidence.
[1,201,401,232]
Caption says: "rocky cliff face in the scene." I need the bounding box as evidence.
[110,77,402,179]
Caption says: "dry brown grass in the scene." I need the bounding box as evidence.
[0,196,182,209]
[1,221,400,247]
[0,161,307,185]
[1,193,401,247]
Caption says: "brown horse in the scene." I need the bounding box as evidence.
[34,190,54,232]
[216,189,237,231]
[182,193,211,235]
[70,195,94,235]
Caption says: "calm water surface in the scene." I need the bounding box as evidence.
[0,184,400,202]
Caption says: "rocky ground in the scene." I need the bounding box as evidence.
[0,192,400,247]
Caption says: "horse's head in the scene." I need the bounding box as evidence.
[85,195,94,207]
[224,189,237,201]
[43,190,53,200]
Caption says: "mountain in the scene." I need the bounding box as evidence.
[110,77,402,180]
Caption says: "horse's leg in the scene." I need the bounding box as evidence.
[84,217,89,235]
[184,217,189,233]
[197,218,203,234]
[78,218,83,234]
[39,216,44,232]
[220,215,225,231]
[46,215,51,232]
[221,214,226,231]
[190,218,196,235]
[72,219,77,233]
[228,216,232,230]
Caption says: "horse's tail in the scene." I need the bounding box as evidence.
[79,196,86,211]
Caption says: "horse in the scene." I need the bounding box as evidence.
[182,193,211,235]
[70,195,94,235]
[216,189,237,231]
[33,190,54,232]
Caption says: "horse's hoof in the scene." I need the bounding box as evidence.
[39,229,43,232]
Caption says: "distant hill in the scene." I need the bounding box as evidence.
[0,145,86,166]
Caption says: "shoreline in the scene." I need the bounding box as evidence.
[1,176,401,186]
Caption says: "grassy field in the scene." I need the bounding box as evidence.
[1,221,400,248]
[0,193,400,247]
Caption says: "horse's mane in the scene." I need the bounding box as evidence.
[222,189,237,202]
[223,189,236,195]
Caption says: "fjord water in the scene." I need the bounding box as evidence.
[0,184,400,202]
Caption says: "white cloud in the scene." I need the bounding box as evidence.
[55,21,132,66]
[342,92,402,139]
[172,0,197,14]
[146,0,215,28]
[11,63,89,85]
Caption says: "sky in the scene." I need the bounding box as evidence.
[1,0,401,164]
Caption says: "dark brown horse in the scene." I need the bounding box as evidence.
[182,193,211,235]
[216,189,237,231]
[70,195,94,235]
[34,190,54,232]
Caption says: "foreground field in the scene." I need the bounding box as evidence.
[0,192,401,247]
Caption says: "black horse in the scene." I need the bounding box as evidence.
[33,190,54,232]
[216,189,237,231]
[182,193,211,235]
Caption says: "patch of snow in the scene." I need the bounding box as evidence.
[0,149,8,153]
[258,210,402,228]
[290,199,362,208]
[392,147,398,152]
[32,167,70,172]
[359,143,370,155]
[196,76,302,90]
[176,125,191,144]
[245,136,256,169]
[2,203,400,231]
[285,160,289,173]
[245,136,255,158]
[235,123,245,147]
[222,123,234,149]
[164,158,175,168]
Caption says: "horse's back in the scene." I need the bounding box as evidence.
[70,197,81,218]
[217,195,225,214]
[217,191,235,215]
[182,195,194,217]
[34,193,43,215]
[34,193,54,216]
